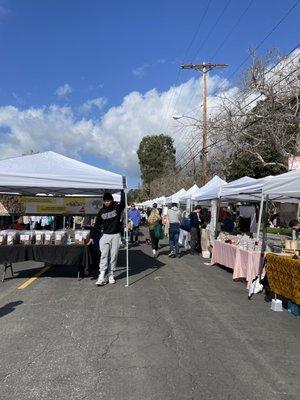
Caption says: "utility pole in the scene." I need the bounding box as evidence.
[181,62,228,185]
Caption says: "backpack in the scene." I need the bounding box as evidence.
[181,217,191,232]
[148,210,159,225]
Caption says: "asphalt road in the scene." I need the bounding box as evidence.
[0,233,299,400]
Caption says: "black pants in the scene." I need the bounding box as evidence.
[190,227,201,252]
[130,226,139,243]
[149,229,159,251]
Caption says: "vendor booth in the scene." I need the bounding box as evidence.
[0,151,129,284]
[166,188,187,204]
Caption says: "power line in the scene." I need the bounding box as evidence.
[158,0,213,135]
[175,51,300,165]
[176,65,300,170]
[173,1,300,129]
[192,0,232,61]
[175,45,300,163]
[227,0,300,81]
[210,0,254,59]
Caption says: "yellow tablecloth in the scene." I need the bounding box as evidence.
[265,253,300,305]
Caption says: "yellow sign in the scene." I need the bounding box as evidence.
[0,195,102,215]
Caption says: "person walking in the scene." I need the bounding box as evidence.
[148,203,161,257]
[128,204,141,245]
[189,205,202,254]
[88,190,125,286]
[167,203,182,258]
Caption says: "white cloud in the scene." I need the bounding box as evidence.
[132,64,149,78]
[79,97,107,114]
[55,83,72,97]
[0,75,238,177]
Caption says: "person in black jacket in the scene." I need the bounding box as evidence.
[88,190,125,286]
[189,205,202,254]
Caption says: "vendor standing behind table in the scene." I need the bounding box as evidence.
[167,203,182,258]
[148,203,161,258]
[128,204,141,245]
[88,190,125,286]
[221,211,235,233]
[189,205,202,255]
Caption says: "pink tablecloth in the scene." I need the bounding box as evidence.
[211,240,264,288]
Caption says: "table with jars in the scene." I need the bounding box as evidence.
[211,233,265,289]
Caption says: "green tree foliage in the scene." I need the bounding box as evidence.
[137,134,176,190]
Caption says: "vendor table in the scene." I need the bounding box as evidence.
[0,244,91,281]
[211,240,264,288]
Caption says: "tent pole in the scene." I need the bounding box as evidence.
[262,195,269,252]
[125,191,129,287]
[256,194,264,240]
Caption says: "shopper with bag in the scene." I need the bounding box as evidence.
[167,203,182,258]
[148,203,162,258]
[88,190,125,286]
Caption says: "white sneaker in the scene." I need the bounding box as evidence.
[95,273,107,286]
[108,275,116,284]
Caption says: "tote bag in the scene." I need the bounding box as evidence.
[154,223,164,240]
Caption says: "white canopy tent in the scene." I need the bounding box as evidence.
[166,188,187,204]
[0,151,130,286]
[191,176,226,201]
[263,169,300,199]
[0,151,125,195]
[218,176,259,200]
[179,184,200,202]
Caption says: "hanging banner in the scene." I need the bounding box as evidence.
[0,195,102,216]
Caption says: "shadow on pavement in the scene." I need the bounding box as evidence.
[0,301,23,318]
[117,248,166,286]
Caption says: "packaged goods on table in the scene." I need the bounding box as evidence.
[6,230,20,245]
[74,230,90,245]
[44,231,54,245]
[20,231,35,245]
[35,231,45,245]
[55,230,68,245]
[217,232,262,252]
[0,231,7,245]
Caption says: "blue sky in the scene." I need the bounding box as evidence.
[0,0,299,188]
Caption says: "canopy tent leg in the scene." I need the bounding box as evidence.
[262,195,269,252]
[256,195,265,240]
[125,191,129,287]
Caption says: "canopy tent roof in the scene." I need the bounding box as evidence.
[263,169,300,199]
[191,176,226,201]
[0,151,126,196]
[179,184,200,202]
[219,174,299,203]
[218,176,259,200]
[166,188,187,204]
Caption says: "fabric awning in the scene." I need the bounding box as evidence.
[0,151,126,195]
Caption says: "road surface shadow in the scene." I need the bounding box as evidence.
[117,248,166,285]
[0,301,23,318]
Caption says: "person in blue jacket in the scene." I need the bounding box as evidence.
[128,204,141,245]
